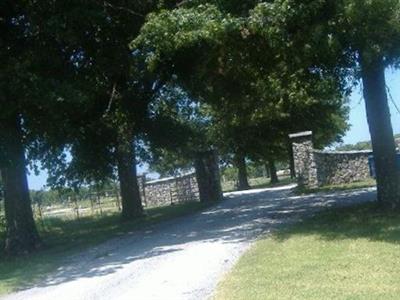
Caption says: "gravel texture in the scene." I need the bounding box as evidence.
[3,184,376,300]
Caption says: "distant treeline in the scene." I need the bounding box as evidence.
[336,134,400,151]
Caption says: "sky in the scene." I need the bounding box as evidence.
[343,68,400,145]
[27,69,400,190]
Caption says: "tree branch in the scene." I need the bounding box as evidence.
[102,1,145,18]
[104,83,118,116]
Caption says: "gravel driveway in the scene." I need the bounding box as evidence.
[3,185,376,300]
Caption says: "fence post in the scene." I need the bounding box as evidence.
[73,195,80,220]
[96,191,103,216]
[90,194,95,215]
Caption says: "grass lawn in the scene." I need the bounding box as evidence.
[222,176,294,193]
[0,201,210,296]
[296,178,376,195]
[250,176,294,190]
[214,202,400,300]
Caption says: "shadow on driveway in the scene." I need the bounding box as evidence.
[7,185,377,295]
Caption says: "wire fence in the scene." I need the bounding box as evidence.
[0,173,200,226]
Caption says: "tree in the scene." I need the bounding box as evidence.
[337,141,372,151]
[133,2,349,193]
[1,1,164,254]
[267,159,279,184]
[0,114,41,254]
[234,154,250,190]
[250,0,400,208]
[0,1,84,254]
[71,2,153,220]
[34,1,164,220]
[144,85,224,202]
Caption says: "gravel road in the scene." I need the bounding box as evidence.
[3,185,376,300]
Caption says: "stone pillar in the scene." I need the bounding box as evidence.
[289,131,318,188]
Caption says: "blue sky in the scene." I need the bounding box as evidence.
[27,69,400,190]
[343,68,400,145]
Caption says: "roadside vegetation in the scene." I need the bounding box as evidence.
[336,133,400,152]
[296,178,376,195]
[214,202,400,300]
[220,164,294,192]
[222,176,294,193]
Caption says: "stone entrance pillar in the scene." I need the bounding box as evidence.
[289,131,318,188]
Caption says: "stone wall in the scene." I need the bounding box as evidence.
[314,150,372,185]
[140,173,199,207]
[290,131,373,188]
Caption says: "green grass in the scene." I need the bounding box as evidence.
[296,178,376,195]
[214,203,400,300]
[0,201,210,296]
[222,176,294,193]
[250,176,294,190]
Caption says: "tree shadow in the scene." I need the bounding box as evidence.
[273,199,400,245]
[6,185,378,297]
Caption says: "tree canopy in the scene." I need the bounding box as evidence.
[3,0,400,255]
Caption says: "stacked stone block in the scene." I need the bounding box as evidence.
[142,173,199,207]
[290,131,373,188]
[314,150,371,185]
[289,131,318,188]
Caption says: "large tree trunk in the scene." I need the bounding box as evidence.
[235,154,250,190]
[264,163,271,178]
[1,114,41,255]
[268,159,279,184]
[194,150,223,203]
[361,55,400,209]
[116,136,143,220]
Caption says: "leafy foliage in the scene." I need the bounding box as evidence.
[133,1,350,169]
